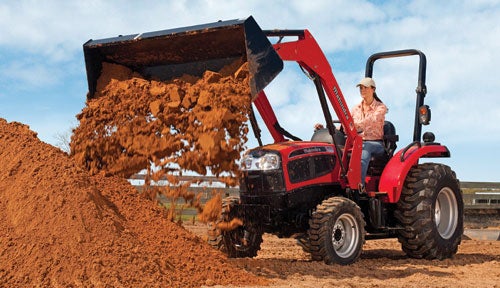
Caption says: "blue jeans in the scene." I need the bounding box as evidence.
[360,141,385,187]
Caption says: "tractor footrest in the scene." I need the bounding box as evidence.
[367,191,388,198]
[366,226,405,240]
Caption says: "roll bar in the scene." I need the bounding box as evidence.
[365,49,427,142]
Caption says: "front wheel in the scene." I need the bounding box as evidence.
[207,196,262,258]
[308,197,365,265]
[395,163,464,259]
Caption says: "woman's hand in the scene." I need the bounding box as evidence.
[314,123,324,131]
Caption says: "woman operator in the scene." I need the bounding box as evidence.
[315,77,387,190]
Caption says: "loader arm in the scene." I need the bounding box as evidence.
[264,30,363,189]
[253,90,286,143]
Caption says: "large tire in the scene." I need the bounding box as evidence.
[207,196,262,258]
[295,233,312,254]
[395,163,463,259]
[207,221,226,253]
[308,197,365,265]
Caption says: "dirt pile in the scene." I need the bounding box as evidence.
[0,119,266,287]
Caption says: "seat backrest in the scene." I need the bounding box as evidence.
[383,121,398,156]
[311,123,396,155]
[311,128,346,146]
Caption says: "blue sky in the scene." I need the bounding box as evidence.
[0,0,499,182]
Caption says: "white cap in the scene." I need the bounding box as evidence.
[356,77,376,88]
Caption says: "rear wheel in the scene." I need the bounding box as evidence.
[308,197,365,265]
[395,163,463,259]
[207,196,262,258]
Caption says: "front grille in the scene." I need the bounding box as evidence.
[240,170,285,196]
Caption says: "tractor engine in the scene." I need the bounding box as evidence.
[238,142,342,237]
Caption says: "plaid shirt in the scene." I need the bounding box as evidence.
[351,100,387,141]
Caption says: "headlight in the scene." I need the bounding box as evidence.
[257,154,280,170]
[241,154,254,170]
[241,152,280,171]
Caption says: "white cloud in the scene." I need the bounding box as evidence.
[0,59,61,87]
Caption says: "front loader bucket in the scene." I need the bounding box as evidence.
[83,16,283,100]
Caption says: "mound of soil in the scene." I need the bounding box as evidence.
[0,119,265,287]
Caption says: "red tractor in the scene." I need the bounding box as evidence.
[203,18,464,265]
[82,16,463,265]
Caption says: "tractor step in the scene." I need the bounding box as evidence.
[367,191,388,198]
[366,227,404,240]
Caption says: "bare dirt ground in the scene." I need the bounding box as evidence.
[185,223,500,288]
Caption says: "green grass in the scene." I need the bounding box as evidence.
[158,200,203,223]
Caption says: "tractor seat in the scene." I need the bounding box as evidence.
[368,121,398,175]
[311,122,398,175]
[310,128,346,147]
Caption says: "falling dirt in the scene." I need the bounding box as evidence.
[71,60,251,184]
[0,119,267,287]
[198,193,223,223]
[215,218,244,231]
[70,60,252,222]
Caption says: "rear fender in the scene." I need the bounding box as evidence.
[379,142,450,203]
